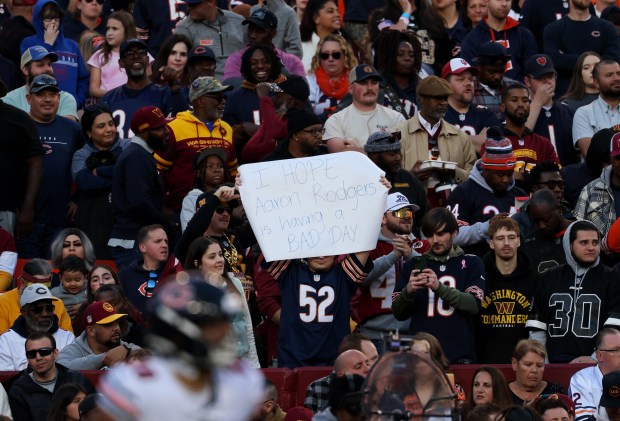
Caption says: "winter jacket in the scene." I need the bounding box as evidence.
[56,330,140,370]
[20,0,90,107]
[390,115,476,184]
[155,111,237,212]
[574,166,617,236]
[71,136,130,190]
[8,364,95,421]
[0,316,74,371]
[460,17,538,81]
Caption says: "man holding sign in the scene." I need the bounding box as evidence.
[238,152,390,368]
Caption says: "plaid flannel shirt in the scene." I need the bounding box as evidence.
[472,76,516,120]
[574,166,616,237]
[304,373,335,413]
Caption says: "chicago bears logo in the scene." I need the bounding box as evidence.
[592,31,601,37]
[536,56,547,66]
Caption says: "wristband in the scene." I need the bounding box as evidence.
[401,12,411,20]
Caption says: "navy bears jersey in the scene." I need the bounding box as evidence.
[264,254,370,368]
[444,104,500,136]
[394,253,485,363]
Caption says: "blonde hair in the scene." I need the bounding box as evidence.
[309,34,358,75]
[512,339,547,361]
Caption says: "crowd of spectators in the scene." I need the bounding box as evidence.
[5,0,620,419]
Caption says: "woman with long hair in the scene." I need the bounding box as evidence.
[47,383,87,421]
[300,0,342,71]
[50,228,96,274]
[460,0,488,31]
[151,34,192,88]
[184,237,260,368]
[463,366,513,417]
[369,0,453,75]
[306,34,357,119]
[560,51,602,113]
[432,0,468,52]
[72,104,129,259]
[374,29,423,118]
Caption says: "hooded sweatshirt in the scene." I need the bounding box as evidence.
[20,0,90,108]
[526,221,620,363]
[155,111,237,212]
[71,136,130,191]
[478,250,537,363]
[460,16,538,81]
[446,160,527,256]
[56,330,140,370]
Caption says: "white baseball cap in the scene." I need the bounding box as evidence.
[384,193,420,213]
[441,58,479,79]
[20,284,58,307]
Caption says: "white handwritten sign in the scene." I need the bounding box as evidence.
[238,152,387,261]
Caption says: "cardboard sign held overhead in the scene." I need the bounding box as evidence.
[238,152,388,261]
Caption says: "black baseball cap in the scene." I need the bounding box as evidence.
[243,7,278,29]
[188,45,216,65]
[601,371,620,408]
[525,54,556,79]
[477,41,511,66]
[120,38,148,57]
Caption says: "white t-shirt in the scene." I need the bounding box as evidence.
[98,357,264,421]
[323,104,406,148]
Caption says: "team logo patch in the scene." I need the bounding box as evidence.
[200,39,214,46]
[592,31,601,37]
[87,315,92,324]
[363,65,373,73]
[536,56,547,66]
[610,386,620,398]
[313,274,321,282]
[102,302,114,313]
[439,265,446,272]
[465,285,484,301]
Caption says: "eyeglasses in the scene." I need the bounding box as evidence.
[215,205,232,215]
[537,180,565,189]
[25,347,54,359]
[84,0,104,4]
[145,272,158,293]
[319,51,342,60]
[29,304,55,314]
[122,49,148,59]
[391,208,413,219]
[299,127,326,137]
[599,347,620,355]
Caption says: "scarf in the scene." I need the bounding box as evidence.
[316,66,349,100]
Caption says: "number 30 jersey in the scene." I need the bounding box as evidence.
[263,254,371,368]
[526,263,620,363]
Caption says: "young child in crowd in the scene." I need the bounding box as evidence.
[51,256,89,311]
[87,11,152,98]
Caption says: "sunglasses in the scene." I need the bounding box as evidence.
[25,347,54,359]
[215,205,232,215]
[84,0,104,4]
[30,304,55,314]
[391,208,413,219]
[31,76,58,89]
[319,51,342,60]
[299,127,326,137]
[145,272,158,293]
[537,180,565,189]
